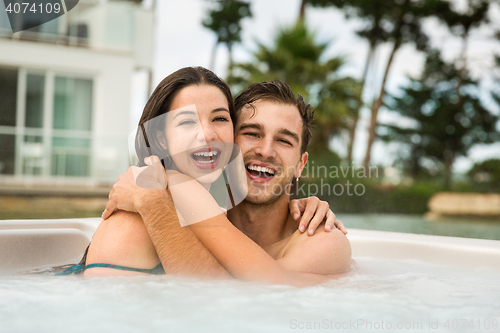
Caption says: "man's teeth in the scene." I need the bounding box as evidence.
[192,151,218,157]
[247,165,276,175]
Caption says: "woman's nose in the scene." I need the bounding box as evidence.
[196,124,217,143]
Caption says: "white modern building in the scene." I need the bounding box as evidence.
[0,0,152,190]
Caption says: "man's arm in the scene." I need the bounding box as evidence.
[134,190,231,279]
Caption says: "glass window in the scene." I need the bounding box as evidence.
[0,134,15,175]
[0,69,94,179]
[106,5,134,49]
[51,137,91,177]
[53,77,92,131]
[25,74,45,128]
[0,1,11,31]
[0,67,18,127]
[22,135,45,176]
[0,67,17,176]
[52,76,93,177]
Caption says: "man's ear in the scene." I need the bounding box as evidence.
[295,152,308,178]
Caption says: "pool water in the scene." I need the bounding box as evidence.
[341,214,500,241]
[1,257,499,333]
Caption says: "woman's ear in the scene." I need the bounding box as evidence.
[154,130,174,170]
[155,129,168,150]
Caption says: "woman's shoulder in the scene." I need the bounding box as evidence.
[85,210,160,268]
[92,210,149,244]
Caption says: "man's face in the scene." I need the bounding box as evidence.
[234,100,308,205]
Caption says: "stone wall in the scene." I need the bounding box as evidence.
[0,195,108,219]
[427,192,500,217]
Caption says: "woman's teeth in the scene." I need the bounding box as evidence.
[193,151,218,157]
[191,151,219,163]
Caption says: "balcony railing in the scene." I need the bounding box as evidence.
[0,125,129,185]
[0,0,151,56]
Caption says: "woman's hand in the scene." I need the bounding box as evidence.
[289,197,346,236]
[102,156,167,220]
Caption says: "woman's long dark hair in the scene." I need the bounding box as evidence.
[135,67,234,167]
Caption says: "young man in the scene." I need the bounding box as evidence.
[96,81,352,286]
[224,81,351,273]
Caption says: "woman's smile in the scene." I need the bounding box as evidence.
[190,147,222,170]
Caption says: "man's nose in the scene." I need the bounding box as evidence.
[253,137,276,159]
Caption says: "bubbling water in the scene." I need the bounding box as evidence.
[0,257,499,333]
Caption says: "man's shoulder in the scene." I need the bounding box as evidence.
[277,225,352,275]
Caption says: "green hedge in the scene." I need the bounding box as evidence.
[294,178,442,214]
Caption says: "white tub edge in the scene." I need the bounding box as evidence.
[1,218,499,272]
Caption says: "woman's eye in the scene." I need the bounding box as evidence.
[214,117,229,122]
[244,132,258,137]
[179,120,196,126]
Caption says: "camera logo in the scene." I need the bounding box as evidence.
[3,0,79,33]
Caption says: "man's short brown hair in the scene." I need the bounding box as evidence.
[234,81,314,154]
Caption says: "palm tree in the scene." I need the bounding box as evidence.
[229,23,359,159]
[296,0,392,164]
[202,0,252,76]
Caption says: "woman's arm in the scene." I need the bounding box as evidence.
[83,211,162,277]
[105,157,348,286]
[146,170,338,287]
[85,165,230,278]
[83,207,230,279]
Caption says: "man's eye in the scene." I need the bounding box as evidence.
[279,139,292,146]
[244,132,258,137]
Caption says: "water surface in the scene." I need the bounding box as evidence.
[341,214,500,241]
[1,258,499,333]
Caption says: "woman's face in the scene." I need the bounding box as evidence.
[164,84,234,184]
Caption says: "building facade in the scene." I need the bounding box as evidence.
[0,0,152,190]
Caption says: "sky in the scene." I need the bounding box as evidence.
[132,0,500,174]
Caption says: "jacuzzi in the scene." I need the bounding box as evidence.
[1,218,499,333]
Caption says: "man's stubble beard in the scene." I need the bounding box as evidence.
[244,172,294,206]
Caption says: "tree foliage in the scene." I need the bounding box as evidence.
[302,0,494,172]
[467,159,500,192]
[382,51,500,188]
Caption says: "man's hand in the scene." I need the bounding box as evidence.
[102,156,167,220]
[289,197,347,236]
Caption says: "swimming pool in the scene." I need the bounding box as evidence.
[341,214,500,241]
[0,218,499,333]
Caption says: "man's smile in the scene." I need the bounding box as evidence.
[245,162,278,183]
